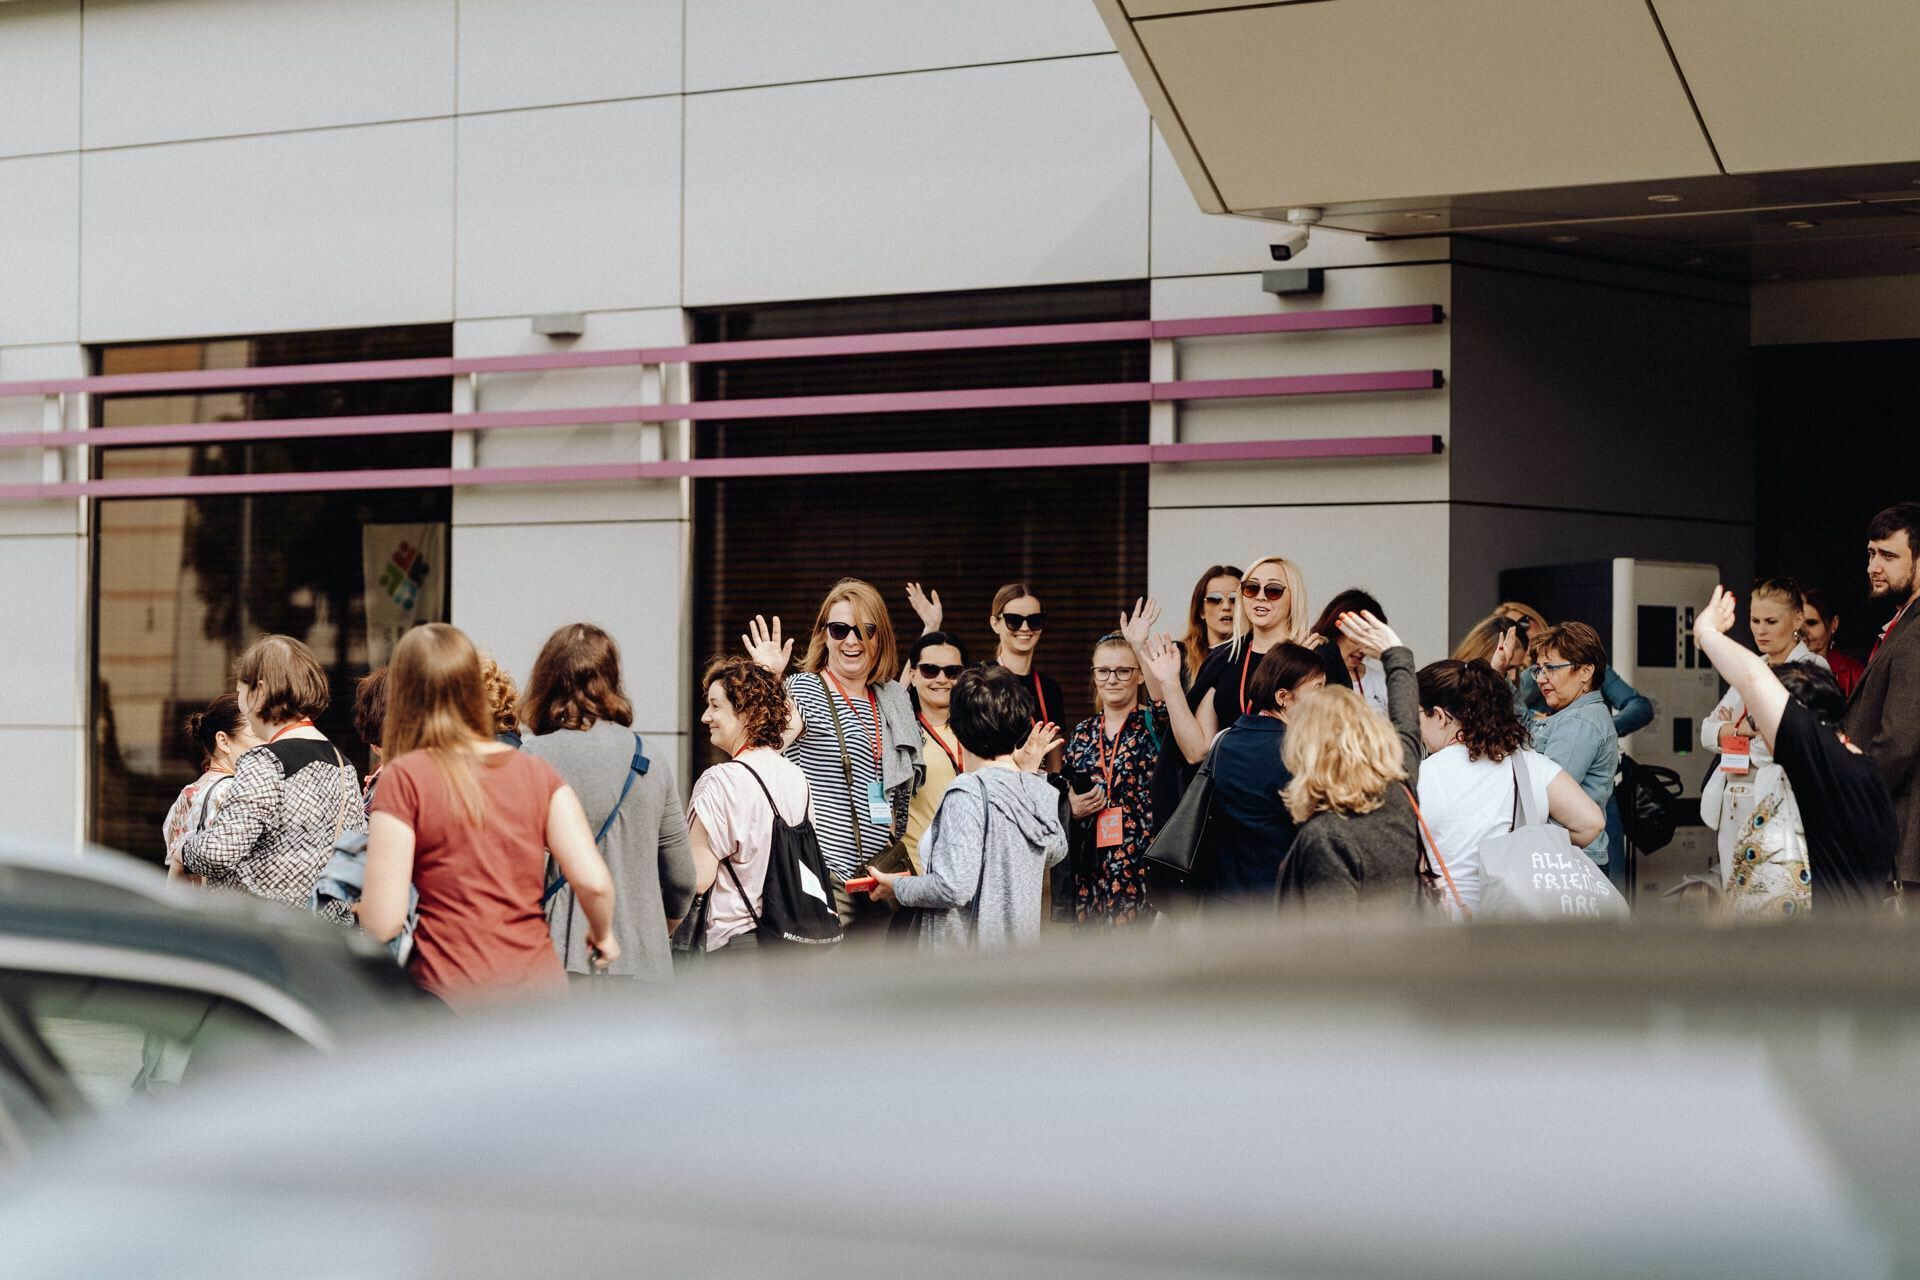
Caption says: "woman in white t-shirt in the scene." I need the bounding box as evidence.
[1414,658,1605,917]
[688,655,814,954]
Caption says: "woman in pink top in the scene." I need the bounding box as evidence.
[688,656,812,955]
[360,624,619,1009]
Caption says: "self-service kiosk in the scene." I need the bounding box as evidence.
[1498,559,1724,901]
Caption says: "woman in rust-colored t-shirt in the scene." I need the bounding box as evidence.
[361,623,619,1011]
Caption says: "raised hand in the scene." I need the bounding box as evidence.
[1141,632,1184,692]
[905,582,944,634]
[1694,585,1737,644]
[742,614,793,676]
[1491,626,1522,674]
[1014,721,1063,772]
[1337,610,1402,661]
[1118,597,1162,651]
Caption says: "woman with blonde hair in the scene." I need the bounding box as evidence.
[361,623,618,1010]
[479,655,523,747]
[1277,611,1423,913]
[1146,554,1310,769]
[745,577,922,930]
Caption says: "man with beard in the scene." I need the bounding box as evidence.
[1844,502,1920,896]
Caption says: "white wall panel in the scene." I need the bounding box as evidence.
[685,0,1111,91]
[1151,503,1451,665]
[458,0,680,113]
[0,0,80,158]
[685,56,1149,305]
[0,153,79,346]
[454,310,686,526]
[82,0,455,148]
[0,726,81,844]
[456,99,681,319]
[0,345,85,537]
[0,535,83,727]
[81,121,455,342]
[452,520,686,734]
[1151,267,1451,509]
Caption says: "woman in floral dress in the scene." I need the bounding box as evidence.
[1064,632,1165,925]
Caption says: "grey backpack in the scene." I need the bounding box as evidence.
[1477,753,1629,921]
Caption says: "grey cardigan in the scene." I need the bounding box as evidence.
[1277,646,1424,914]
[523,722,694,982]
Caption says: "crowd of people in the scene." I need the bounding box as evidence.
[156,502,1920,1009]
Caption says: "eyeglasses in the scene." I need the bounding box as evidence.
[1203,592,1234,607]
[1240,581,1288,602]
[999,611,1047,632]
[1092,666,1139,682]
[822,621,878,641]
[1531,661,1575,678]
[916,663,964,680]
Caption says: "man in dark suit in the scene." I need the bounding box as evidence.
[1843,502,1920,893]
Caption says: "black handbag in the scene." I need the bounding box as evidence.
[1143,739,1222,889]
[1619,753,1684,854]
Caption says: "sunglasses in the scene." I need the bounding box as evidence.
[1240,581,1288,602]
[1203,592,1234,607]
[822,621,878,641]
[999,611,1047,632]
[916,663,964,680]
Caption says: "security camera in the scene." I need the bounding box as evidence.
[1269,207,1324,262]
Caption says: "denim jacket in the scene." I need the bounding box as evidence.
[1528,690,1620,865]
[1518,665,1653,737]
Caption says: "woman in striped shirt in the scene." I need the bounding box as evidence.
[745,578,921,931]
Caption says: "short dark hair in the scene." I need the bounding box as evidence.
[1801,586,1836,624]
[233,633,330,724]
[907,631,970,712]
[1312,588,1386,637]
[353,667,389,749]
[1868,503,1920,551]
[519,623,634,735]
[1776,661,1847,729]
[949,665,1032,760]
[1418,659,1529,762]
[1246,642,1324,713]
[700,655,790,750]
[1532,621,1607,695]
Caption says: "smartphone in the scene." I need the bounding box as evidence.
[1066,768,1099,796]
[843,876,879,893]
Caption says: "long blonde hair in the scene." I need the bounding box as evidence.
[1229,555,1311,654]
[1281,686,1406,822]
[801,578,899,683]
[384,623,494,826]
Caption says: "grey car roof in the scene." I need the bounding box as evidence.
[1,918,1916,1278]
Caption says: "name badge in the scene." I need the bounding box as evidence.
[1095,806,1124,848]
[1718,728,1750,775]
[865,777,892,824]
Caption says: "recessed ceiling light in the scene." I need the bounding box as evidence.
[1548,234,1581,243]
[1647,194,1683,203]
[1784,220,1820,230]
[1403,212,1442,221]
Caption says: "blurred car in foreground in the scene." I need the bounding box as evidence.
[0,840,425,1163]
[3,915,1918,1278]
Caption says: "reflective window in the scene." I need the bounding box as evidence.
[88,326,453,858]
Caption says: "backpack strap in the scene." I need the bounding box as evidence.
[544,733,648,907]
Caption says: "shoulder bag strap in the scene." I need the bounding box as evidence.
[815,672,866,861]
[330,747,352,846]
[592,736,646,846]
[1402,783,1469,920]
[1511,750,1541,828]
[1509,757,1523,833]
[969,775,993,918]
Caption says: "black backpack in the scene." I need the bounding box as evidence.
[719,761,845,947]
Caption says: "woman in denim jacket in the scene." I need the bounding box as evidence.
[1526,621,1621,872]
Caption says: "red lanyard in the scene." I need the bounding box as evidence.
[269,719,314,743]
[824,672,883,765]
[919,715,963,775]
[1032,672,1050,725]
[1236,645,1256,717]
[1095,712,1127,793]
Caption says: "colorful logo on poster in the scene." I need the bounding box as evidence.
[378,541,432,612]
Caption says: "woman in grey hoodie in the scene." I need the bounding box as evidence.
[868,666,1066,952]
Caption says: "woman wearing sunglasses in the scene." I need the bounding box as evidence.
[904,630,969,872]
[1145,554,1312,770]
[906,580,1064,767]
[1179,564,1242,687]
[1063,632,1165,925]
[744,578,920,929]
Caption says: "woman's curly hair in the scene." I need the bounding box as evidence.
[702,655,790,750]
[1417,659,1529,762]
[479,656,521,738]
[1281,686,1406,822]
